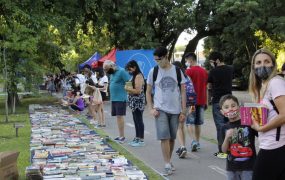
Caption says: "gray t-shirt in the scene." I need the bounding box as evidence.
[147,65,185,114]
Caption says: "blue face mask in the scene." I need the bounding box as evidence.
[254,66,274,80]
[128,72,134,76]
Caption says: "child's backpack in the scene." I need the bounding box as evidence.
[152,65,197,107]
[184,77,197,107]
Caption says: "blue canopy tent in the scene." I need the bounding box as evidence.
[116,49,156,78]
[79,52,101,70]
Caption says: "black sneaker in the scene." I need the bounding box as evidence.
[176,147,181,155]
[178,147,187,158]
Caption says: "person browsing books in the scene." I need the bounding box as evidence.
[220,94,257,180]
[124,60,146,147]
[249,48,285,180]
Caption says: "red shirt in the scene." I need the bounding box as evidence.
[186,66,208,105]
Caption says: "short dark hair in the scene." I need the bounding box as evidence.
[219,94,239,108]
[184,52,197,61]
[208,51,224,62]
[153,46,168,57]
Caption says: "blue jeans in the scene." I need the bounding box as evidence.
[212,103,228,152]
[227,171,253,180]
[132,109,144,139]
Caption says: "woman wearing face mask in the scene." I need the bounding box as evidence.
[249,48,285,180]
[124,60,146,147]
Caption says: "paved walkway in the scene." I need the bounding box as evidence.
[100,91,252,180]
[54,90,252,180]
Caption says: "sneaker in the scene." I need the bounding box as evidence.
[170,163,175,171]
[197,142,201,149]
[214,152,227,159]
[191,140,198,152]
[178,147,187,158]
[131,140,145,147]
[176,147,181,155]
[114,137,126,144]
[128,138,138,145]
[163,164,173,176]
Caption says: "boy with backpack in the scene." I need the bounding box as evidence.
[220,94,257,180]
[171,61,197,158]
[185,53,208,152]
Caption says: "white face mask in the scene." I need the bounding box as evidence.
[185,62,190,67]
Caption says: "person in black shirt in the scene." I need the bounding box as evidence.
[207,51,234,158]
[220,94,257,180]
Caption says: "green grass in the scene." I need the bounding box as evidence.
[0,94,58,178]
[0,95,163,179]
[201,105,218,144]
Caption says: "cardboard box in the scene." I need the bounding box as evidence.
[0,151,19,180]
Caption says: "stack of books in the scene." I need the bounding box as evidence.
[25,105,147,179]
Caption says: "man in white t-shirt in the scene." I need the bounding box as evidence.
[146,46,186,176]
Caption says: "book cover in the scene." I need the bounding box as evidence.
[240,103,268,126]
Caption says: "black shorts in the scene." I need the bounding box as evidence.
[111,101,127,116]
[100,91,107,101]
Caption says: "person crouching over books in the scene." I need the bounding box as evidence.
[220,94,257,180]
[68,90,85,112]
[84,85,104,127]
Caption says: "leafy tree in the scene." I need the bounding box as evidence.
[203,0,285,89]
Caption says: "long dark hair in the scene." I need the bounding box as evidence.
[125,60,144,88]
[94,67,105,78]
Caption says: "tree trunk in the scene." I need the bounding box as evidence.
[8,92,20,113]
[181,33,207,66]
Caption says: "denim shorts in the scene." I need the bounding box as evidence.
[155,110,179,140]
[111,101,127,116]
[186,105,204,125]
[227,170,252,180]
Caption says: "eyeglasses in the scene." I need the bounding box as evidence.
[155,56,164,61]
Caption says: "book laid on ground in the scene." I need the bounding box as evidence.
[240,103,268,126]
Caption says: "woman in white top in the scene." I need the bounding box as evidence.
[249,48,285,180]
[94,67,109,127]
[95,67,109,100]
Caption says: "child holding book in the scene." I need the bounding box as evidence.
[220,94,257,180]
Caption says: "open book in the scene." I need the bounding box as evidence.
[240,103,268,126]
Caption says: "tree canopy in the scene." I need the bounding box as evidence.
[0,0,284,109]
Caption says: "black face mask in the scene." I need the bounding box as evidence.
[129,72,134,76]
[107,68,115,74]
[254,66,274,80]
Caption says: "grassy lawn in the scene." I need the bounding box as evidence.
[0,94,163,179]
[0,94,58,178]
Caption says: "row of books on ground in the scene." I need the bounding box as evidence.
[26,105,147,180]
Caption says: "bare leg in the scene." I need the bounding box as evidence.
[169,139,175,159]
[187,125,201,142]
[161,139,171,164]
[195,125,201,142]
[101,105,105,125]
[117,115,125,137]
[176,122,185,147]
[96,104,103,125]
[187,125,195,141]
